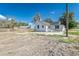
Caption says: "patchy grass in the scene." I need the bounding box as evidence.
[59,38,79,44]
[47,34,79,44]
[68,29,79,35]
[28,31,79,44]
[68,31,79,35]
[47,34,64,38]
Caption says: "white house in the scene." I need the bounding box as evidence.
[32,13,65,33]
[34,21,65,32]
[34,21,50,32]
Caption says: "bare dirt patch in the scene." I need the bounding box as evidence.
[0,32,79,56]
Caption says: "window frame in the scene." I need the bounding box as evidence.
[42,25,44,28]
[55,25,59,29]
[37,25,39,29]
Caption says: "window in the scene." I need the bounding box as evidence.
[42,25,44,28]
[55,25,59,29]
[37,25,39,29]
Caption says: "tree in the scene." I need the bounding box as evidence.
[68,20,77,29]
[59,12,77,29]
[9,18,17,30]
[17,22,28,26]
[33,13,40,23]
[44,18,53,25]
[69,12,74,20]
[59,4,77,37]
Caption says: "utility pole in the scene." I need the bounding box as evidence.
[66,3,69,37]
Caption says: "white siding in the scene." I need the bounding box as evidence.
[35,22,48,32]
[34,21,65,32]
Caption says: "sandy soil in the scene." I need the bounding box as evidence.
[0,32,79,56]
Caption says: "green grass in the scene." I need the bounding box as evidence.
[68,31,79,35]
[59,38,79,44]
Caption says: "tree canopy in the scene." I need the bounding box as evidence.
[59,12,77,29]
[33,13,41,23]
[17,22,28,26]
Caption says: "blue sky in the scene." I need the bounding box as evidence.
[0,3,79,23]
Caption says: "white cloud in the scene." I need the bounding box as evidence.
[0,14,7,20]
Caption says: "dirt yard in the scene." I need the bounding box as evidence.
[0,32,79,56]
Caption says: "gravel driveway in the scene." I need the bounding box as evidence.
[0,32,79,56]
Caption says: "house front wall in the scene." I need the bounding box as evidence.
[49,25,65,32]
[34,22,65,32]
[35,22,48,32]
